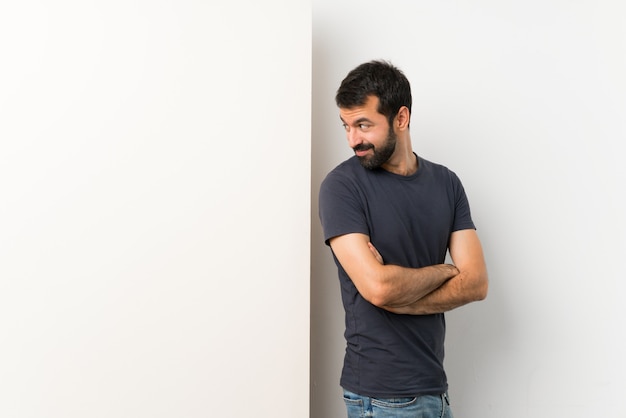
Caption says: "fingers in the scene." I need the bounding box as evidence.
[368,242,384,264]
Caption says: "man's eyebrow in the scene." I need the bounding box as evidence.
[339,116,374,125]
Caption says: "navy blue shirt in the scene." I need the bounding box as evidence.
[318,154,475,397]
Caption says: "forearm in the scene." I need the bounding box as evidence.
[372,263,459,308]
[328,233,465,309]
[383,269,488,315]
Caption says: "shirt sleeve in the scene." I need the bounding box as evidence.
[318,170,370,246]
[450,171,476,232]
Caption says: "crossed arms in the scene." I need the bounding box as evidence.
[329,229,488,315]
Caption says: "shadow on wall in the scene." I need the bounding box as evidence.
[444,274,513,408]
[309,43,352,418]
[442,187,515,411]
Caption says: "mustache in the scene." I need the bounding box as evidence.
[353,144,374,152]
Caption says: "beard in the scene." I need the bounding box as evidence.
[354,127,397,170]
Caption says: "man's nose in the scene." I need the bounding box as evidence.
[346,128,362,149]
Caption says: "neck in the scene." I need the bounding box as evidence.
[382,137,418,176]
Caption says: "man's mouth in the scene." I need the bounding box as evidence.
[353,145,373,157]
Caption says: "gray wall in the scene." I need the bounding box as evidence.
[311,1,626,417]
[0,1,310,417]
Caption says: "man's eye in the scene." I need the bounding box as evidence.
[359,124,370,130]
[342,123,349,131]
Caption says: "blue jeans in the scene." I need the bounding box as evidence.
[343,389,454,418]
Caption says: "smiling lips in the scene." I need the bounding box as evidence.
[353,144,373,157]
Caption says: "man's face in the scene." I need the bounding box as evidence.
[339,96,397,170]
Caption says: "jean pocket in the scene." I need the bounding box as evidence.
[371,396,418,408]
[343,394,364,417]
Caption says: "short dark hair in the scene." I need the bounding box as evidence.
[335,60,412,126]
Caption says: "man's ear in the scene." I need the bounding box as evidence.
[395,106,411,130]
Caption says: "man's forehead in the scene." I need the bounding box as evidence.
[339,96,381,121]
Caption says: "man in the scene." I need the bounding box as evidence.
[318,60,488,418]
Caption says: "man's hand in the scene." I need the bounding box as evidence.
[367,242,384,264]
